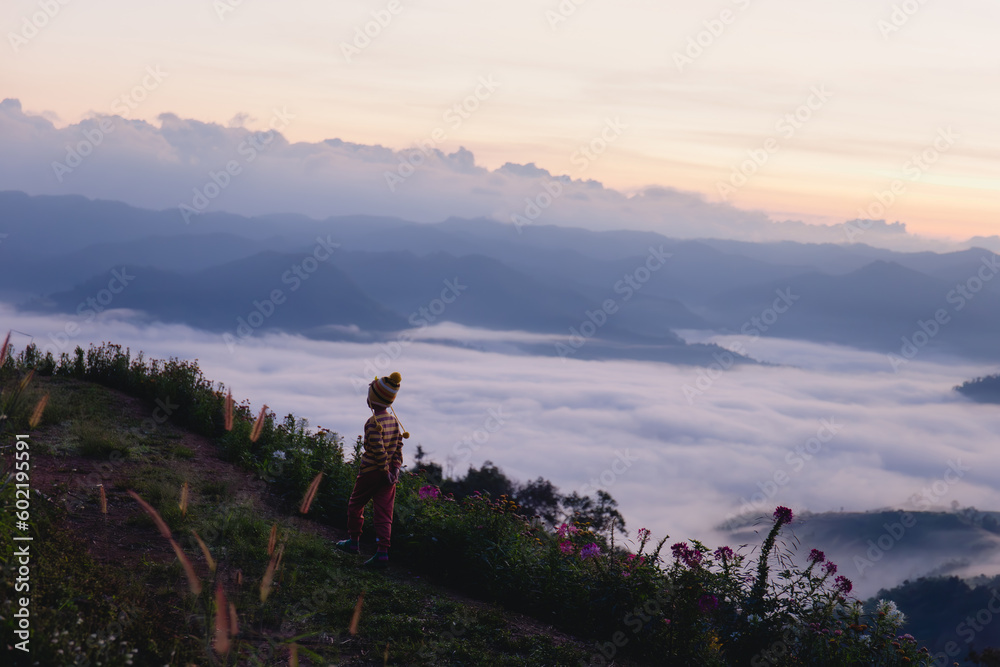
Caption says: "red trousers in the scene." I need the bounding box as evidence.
[346,470,396,549]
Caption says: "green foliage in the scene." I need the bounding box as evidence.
[73,419,133,459]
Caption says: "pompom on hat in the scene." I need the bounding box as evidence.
[368,372,401,407]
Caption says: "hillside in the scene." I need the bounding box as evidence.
[1,374,598,666]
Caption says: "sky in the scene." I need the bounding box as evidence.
[4,0,1000,243]
[4,305,1000,596]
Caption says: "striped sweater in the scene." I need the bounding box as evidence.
[359,412,404,474]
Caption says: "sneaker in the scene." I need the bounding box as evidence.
[335,539,359,555]
[362,553,389,569]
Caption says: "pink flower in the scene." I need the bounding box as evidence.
[808,548,825,564]
[714,546,734,562]
[773,506,794,525]
[559,541,574,555]
[418,485,441,500]
[834,575,853,594]
[637,527,651,541]
[671,542,703,568]
[824,561,838,576]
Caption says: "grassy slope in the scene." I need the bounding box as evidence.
[4,375,603,666]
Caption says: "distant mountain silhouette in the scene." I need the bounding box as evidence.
[3,190,998,361]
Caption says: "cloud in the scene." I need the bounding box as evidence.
[4,302,1000,596]
[0,99,968,251]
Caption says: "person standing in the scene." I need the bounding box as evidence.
[336,372,407,567]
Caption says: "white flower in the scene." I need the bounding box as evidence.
[876,598,906,625]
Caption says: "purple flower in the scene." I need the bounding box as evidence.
[418,485,441,500]
[580,543,602,560]
[559,540,574,555]
[824,561,838,576]
[714,546,734,562]
[834,575,853,594]
[697,595,719,613]
[670,541,703,568]
[773,506,794,525]
[808,548,825,564]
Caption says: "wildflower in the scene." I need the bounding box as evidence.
[671,542,702,567]
[622,571,631,577]
[557,523,580,538]
[824,561,838,575]
[580,543,601,559]
[418,485,441,500]
[714,546,734,562]
[697,595,719,613]
[808,548,825,564]
[834,575,853,594]
[773,506,794,525]
[876,599,906,626]
[559,541,574,555]
[637,527,651,541]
